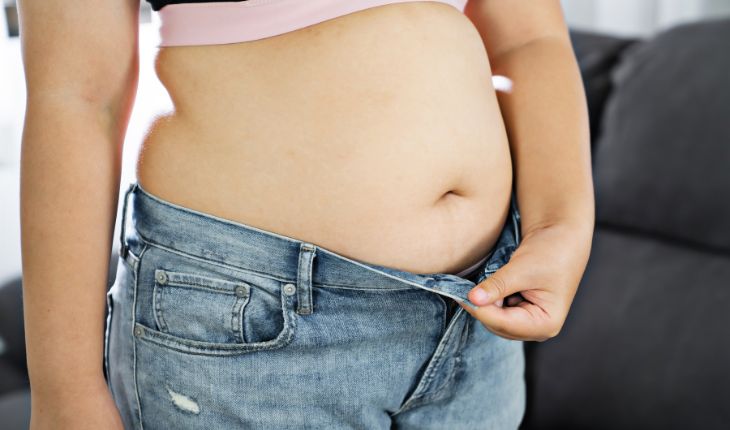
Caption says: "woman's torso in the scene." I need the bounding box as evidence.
[136,1,513,275]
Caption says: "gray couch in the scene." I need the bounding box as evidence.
[521,18,730,430]
[2,19,729,430]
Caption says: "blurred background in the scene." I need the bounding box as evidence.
[1,1,729,429]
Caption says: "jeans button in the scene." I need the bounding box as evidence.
[283,283,296,296]
[155,271,167,284]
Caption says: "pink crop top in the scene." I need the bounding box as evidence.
[157,0,468,47]
[153,0,513,92]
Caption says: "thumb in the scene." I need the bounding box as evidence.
[468,264,521,307]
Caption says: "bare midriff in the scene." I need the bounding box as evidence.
[136,2,513,276]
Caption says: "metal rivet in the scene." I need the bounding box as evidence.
[283,283,296,296]
[235,285,247,298]
[155,271,167,284]
[134,326,143,337]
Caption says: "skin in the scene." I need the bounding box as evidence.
[18,0,137,428]
[17,0,592,428]
[138,4,515,276]
[460,1,595,342]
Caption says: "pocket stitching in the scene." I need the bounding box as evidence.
[136,274,295,357]
[152,268,252,338]
[155,268,251,293]
[231,288,250,343]
[152,276,167,333]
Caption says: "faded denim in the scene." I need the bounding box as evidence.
[104,181,525,429]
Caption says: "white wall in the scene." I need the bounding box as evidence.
[562,0,730,36]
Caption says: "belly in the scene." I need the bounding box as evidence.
[135,1,513,275]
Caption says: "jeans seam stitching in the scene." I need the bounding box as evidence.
[152,280,167,333]
[132,287,295,357]
[313,283,413,291]
[231,292,249,343]
[133,241,150,430]
[396,327,455,412]
[138,235,294,284]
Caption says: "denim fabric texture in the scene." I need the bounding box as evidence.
[104,182,525,429]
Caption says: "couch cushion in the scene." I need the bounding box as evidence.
[569,30,637,145]
[593,18,730,251]
[0,278,25,375]
[521,228,730,430]
[0,361,27,396]
[0,389,30,430]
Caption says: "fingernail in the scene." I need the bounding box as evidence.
[471,288,491,304]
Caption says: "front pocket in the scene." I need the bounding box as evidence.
[153,269,252,344]
[134,266,296,356]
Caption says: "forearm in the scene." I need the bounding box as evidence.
[20,99,123,399]
[491,37,595,237]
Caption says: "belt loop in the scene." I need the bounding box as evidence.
[119,182,137,260]
[296,242,317,315]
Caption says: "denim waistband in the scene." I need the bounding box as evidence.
[119,181,521,308]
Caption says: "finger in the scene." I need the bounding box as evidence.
[472,300,554,341]
[458,296,503,314]
[457,300,525,341]
[467,258,528,306]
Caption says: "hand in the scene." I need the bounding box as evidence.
[459,221,593,342]
[30,383,124,430]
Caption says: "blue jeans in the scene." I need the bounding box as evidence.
[104,182,525,429]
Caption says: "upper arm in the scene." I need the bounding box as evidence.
[17,0,140,115]
[464,0,571,61]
